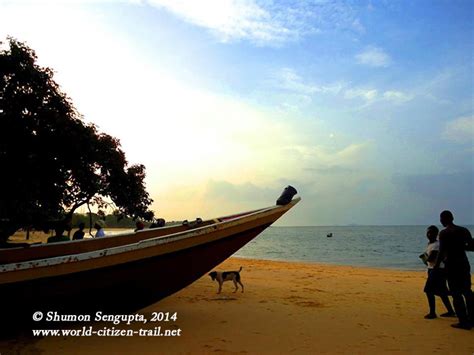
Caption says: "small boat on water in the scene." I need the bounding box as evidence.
[327,233,333,238]
[1,195,300,327]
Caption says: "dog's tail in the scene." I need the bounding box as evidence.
[239,266,243,272]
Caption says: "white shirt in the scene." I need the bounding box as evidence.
[425,241,444,269]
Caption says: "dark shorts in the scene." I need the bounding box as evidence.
[424,268,449,295]
[446,269,472,294]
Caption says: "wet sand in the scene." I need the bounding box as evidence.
[1,257,473,354]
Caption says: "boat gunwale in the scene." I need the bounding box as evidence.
[0,198,300,273]
[1,206,270,251]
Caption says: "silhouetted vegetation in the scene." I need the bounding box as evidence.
[71,213,147,229]
[0,38,154,243]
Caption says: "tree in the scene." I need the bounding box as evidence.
[0,38,154,243]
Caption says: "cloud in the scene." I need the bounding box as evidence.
[275,67,345,96]
[275,68,413,108]
[305,165,354,175]
[203,180,275,203]
[145,0,365,46]
[273,67,413,107]
[146,0,298,45]
[355,46,392,67]
[155,179,291,222]
[332,142,373,164]
[351,18,365,34]
[344,88,378,101]
[392,171,474,223]
[382,90,413,103]
[290,141,374,172]
[442,116,474,144]
[342,88,414,107]
[276,68,319,95]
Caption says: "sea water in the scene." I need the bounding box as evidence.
[234,225,474,270]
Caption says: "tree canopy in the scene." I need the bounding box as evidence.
[0,38,154,242]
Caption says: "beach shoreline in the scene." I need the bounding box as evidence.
[1,257,473,354]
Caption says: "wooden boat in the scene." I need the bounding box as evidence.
[0,197,300,328]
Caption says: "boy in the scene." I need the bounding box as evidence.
[421,225,455,319]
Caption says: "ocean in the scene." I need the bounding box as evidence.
[233,225,474,270]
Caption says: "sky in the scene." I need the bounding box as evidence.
[0,0,473,226]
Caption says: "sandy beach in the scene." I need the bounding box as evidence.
[1,257,472,354]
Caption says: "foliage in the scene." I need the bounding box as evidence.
[71,213,148,229]
[0,38,154,242]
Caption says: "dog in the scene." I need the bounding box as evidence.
[208,267,244,294]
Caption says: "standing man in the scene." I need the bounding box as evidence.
[435,210,474,330]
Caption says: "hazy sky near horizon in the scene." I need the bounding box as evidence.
[1,0,473,225]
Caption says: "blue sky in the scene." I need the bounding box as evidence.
[1,0,473,225]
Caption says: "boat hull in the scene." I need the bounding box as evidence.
[0,198,300,330]
[2,223,269,329]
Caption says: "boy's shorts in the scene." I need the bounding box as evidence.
[424,268,450,295]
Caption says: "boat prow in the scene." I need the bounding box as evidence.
[1,197,300,328]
